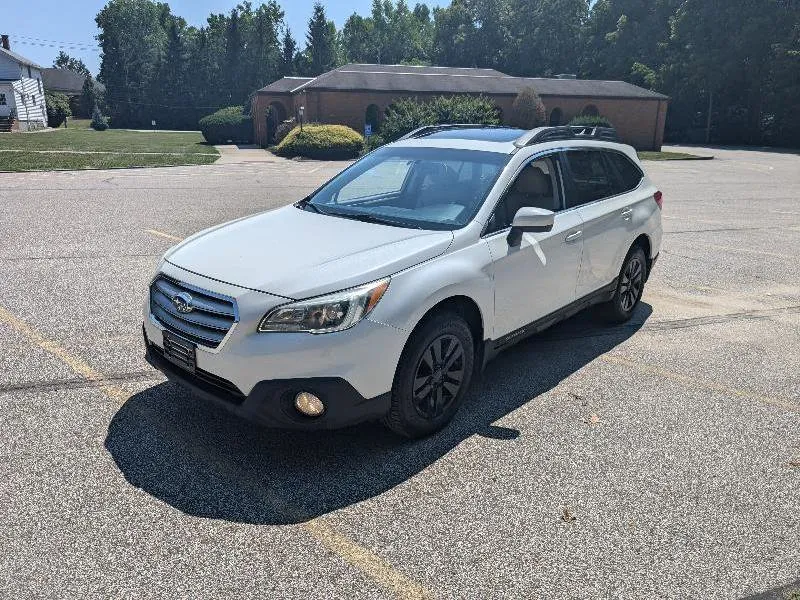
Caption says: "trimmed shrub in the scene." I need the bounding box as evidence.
[379,95,501,143]
[198,106,252,144]
[274,124,364,160]
[274,118,296,145]
[509,87,546,129]
[45,91,72,128]
[568,115,613,127]
[91,106,108,131]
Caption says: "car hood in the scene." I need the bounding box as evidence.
[165,205,453,299]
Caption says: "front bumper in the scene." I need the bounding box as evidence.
[145,332,392,429]
[142,263,407,429]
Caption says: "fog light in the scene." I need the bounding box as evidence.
[295,391,324,417]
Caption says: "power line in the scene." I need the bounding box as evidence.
[9,39,100,52]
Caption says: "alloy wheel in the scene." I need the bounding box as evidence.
[411,334,465,420]
[619,255,644,312]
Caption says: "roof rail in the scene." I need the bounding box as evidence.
[513,125,619,148]
[398,123,505,141]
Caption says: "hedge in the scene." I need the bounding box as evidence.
[274,124,364,160]
[45,91,72,128]
[199,106,252,144]
[379,95,501,143]
[568,115,613,127]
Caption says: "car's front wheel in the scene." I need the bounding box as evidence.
[600,245,647,323]
[384,312,474,438]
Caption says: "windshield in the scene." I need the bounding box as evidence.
[304,146,510,230]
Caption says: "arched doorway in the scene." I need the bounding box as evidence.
[266,101,287,144]
[549,107,563,126]
[365,104,380,133]
[581,104,599,117]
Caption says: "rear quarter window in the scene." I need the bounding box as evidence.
[605,151,644,193]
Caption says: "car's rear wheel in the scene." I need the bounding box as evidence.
[384,312,474,438]
[600,245,647,323]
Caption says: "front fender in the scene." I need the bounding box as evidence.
[367,241,494,342]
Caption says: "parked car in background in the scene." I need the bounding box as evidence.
[143,125,662,438]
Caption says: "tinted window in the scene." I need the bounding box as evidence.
[485,157,559,234]
[308,146,510,230]
[606,151,643,193]
[563,150,615,207]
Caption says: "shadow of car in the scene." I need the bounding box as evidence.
[105,303,652,525]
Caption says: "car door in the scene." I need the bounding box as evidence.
[560,149,642,297]
[483,153,584,339]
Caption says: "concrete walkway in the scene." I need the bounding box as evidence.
[214,144,285,164]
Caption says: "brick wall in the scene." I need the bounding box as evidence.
[253,89,667,150]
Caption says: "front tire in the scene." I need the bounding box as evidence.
[384,312,474,438]
[601,246,647,323]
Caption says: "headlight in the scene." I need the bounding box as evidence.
[258,278,390,334]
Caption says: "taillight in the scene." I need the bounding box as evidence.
[654,190,663,210]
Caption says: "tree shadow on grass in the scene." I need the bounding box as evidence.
[106,303,651,525]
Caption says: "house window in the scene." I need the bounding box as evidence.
[32,94,37,104]
[37,79,42,94]
[0,93,6,106]
[27,66,32,78]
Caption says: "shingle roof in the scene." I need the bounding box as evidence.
[258,64,668,101]
[0,46,42,69]
[257,76,313,93]
[42,68,87,95]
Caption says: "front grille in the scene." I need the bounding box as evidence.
[149,275,237,349]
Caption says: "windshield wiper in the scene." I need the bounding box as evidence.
[325,211,421,229]
[296,197,323,214]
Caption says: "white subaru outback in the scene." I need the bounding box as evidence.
[143,125,662,438]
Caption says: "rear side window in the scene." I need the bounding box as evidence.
[605,151,643,193]
[563,150,615,207]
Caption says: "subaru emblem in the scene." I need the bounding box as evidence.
[172,291,194,314]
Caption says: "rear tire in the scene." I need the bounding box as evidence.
[600,246,647,323]
[384,312,474,438]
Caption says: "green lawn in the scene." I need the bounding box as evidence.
[638,150,710,160]
[0,127,218,171]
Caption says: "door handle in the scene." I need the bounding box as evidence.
[621,208,633,220]
[565,230,583,242]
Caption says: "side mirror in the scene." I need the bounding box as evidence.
[507,207,554,246]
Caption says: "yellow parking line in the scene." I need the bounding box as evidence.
[146,229,183,242]
[601,354,800,412]
[0,304,431,598]
[303,520,431,599]
[0,305,128,404]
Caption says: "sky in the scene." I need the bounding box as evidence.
[3,0,440,75]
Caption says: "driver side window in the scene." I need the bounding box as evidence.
[485,156,561,235]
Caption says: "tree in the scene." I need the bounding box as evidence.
[53,51,90,77]
[342,14,374,63]
[305,3,338,75]
[44,91,72,127]
[281,29,298,75]
[79,76,103,117]
[509,86,546,128]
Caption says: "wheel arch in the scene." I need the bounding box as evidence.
[631,233,653,279]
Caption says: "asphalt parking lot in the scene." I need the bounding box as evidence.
[1,146,798,599]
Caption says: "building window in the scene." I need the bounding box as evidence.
[0,93,6,106]
[32,94,37,104]
[27,65,32,78]
[581,104,600,117]
[37,79,42,94]
[549,107,563,126]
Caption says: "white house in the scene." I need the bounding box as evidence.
[0,35,47,131]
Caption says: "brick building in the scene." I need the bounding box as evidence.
[252,64,669,150]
